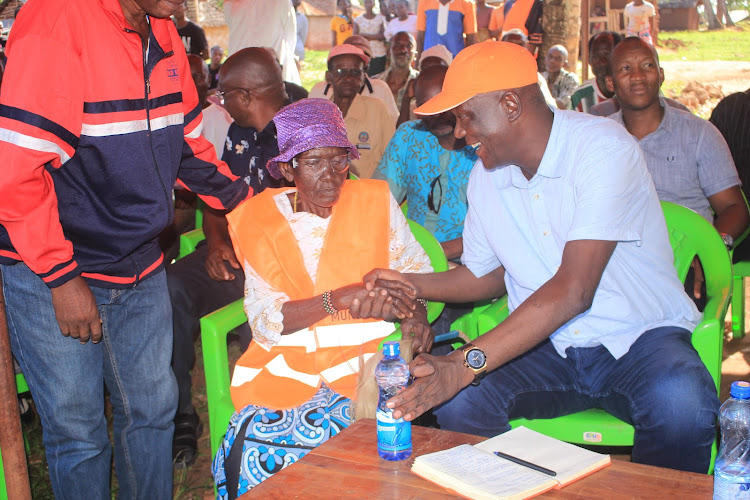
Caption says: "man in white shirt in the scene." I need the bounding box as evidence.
[624,0,656,44]
[224,0,301,84]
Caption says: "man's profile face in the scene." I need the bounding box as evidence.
[607,40,663,112]
[390,33,415,69]
[590,34,616,80]
[189,58,209,105]
[452,93,508,170]
[328,55,366,99]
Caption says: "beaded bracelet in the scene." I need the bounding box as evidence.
[417,298,428,309]
[323,290,338,315]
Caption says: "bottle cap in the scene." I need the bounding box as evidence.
[731,381,750,399]
[383,341,400,357]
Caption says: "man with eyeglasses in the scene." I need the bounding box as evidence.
[166,46,294,468]
[326,44,396,179]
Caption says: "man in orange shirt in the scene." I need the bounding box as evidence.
[417,0,477,59]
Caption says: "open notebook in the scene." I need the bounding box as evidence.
[411,426,611,500]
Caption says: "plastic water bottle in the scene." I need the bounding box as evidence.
[714,381,750,499]
[375,341,412,461]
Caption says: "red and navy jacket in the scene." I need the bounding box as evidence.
[0,0,250,288]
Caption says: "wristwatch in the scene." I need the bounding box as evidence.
[458,343,487,386]
[721,233,734,250]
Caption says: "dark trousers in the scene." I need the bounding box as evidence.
[167,242,249,415]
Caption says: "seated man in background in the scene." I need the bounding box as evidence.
[368,41,717,475]
[541,44,579,109]
[375,65,476,263]
[607,37,749,306]
[325,44,396,178]
[167,47,291,468]
[571,31,621,113]
[310,36,400,123]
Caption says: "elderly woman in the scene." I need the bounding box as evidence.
[212,98,434,499]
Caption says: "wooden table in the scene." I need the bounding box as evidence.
[248,418,713,499]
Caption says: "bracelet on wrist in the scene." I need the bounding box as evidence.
[417,298,428,309]
[323,290,338,315]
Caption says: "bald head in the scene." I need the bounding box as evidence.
[219,47,284,93]
[610,36,660,69]
[217,47,286,129]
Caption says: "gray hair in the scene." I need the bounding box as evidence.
[548,44,568,61]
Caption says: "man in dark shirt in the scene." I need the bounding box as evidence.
[710,88,750,261]
[173,0,208,59]
[208,45,223,90]
[168,47,289,468]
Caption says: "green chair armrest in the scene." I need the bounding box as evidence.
[178,228,206,260]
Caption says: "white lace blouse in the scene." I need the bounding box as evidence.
[242,188,433,349]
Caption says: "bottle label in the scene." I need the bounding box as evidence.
[376,409,411,452]
[714,476,750,499]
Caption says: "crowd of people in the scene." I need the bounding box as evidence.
[0,0,748,498]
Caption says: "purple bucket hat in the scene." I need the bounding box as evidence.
[266,98,360,179]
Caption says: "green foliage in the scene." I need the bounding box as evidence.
[300,49,330,92]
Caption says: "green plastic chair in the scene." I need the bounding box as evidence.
[449,201,733,474]
[200,219,448,459]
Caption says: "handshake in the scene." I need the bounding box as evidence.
[342,268,434,354]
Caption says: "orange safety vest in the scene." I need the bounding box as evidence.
[226,179,393,411]
[503,0,534,35]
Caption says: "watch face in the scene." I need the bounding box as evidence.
[466,349,486,369]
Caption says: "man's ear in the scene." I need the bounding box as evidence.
[605,75,615,94]
[325,70,333,85]
[502,91,522,123]
[278,161,295,183]
[659,66,665,87]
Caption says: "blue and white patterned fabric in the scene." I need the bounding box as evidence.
[212,385,352,498]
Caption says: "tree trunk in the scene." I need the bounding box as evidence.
[703,0,725,30]
[540,0,582,74]
[715,0,735,26]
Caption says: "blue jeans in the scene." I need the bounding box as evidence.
[434,326,719,473]
[1,263,178,499]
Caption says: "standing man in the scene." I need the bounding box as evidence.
[570,31,622,113]
[607,38,748,304]
[209,45,224,90]
[293,0,308,69]
[224,0,301,85]
[169,48,290,468]
[174,0,209,60]
[417,0,477,59]
[625,0,656,45]
[0,0,249,497]
[326,44,396,178]
[367,42,718,474]
[374,31,419,113]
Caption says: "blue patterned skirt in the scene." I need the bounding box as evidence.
[212,385,352,499]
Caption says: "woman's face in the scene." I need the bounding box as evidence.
[281,147,350,213]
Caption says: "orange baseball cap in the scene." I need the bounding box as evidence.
[327,44,370,66]
[415,41,538,116]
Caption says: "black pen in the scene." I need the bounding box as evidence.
[494,451,557,477]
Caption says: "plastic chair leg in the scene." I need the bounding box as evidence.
[732,275,745,339]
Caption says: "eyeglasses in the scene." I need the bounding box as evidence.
[427,174,442,214]
[331,67,364,80]
[292,154,350,174]
[216,88,249,103]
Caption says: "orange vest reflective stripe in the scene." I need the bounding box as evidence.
[503,0,534,34]
[226,179,392,410]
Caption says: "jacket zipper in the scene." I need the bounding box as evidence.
[139,31,172,231]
